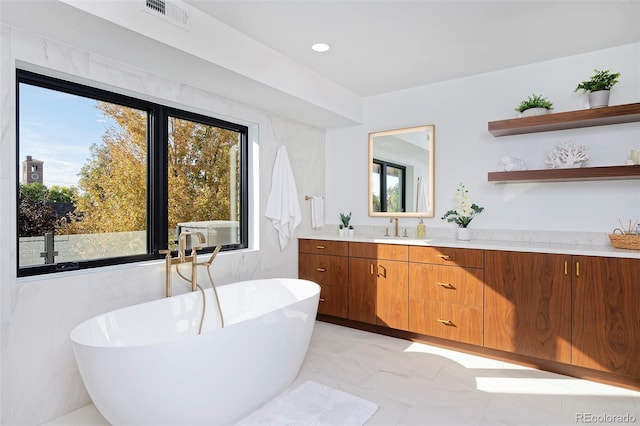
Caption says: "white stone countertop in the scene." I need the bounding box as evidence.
[298,231,640,259]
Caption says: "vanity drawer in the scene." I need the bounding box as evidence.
[409,299,483,346]
[409,246,484,268]
[299,253,348,287]
[299,239,348,256]
[317,284,348,318]
[349,242,408,261]
[409,263,483,307]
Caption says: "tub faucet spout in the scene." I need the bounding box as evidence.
[178,231,206,263]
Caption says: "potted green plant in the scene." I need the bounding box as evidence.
[574,69,621,108]
[339,211,351,237]
[515,94,554,117]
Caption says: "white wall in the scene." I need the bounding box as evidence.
[326,43,640,234]
[0,23,325,426]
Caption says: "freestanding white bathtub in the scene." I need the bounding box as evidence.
[70,278,320,425]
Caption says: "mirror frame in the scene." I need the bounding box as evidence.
[368,124,435,218]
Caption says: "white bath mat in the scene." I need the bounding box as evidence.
[236,380,378,426]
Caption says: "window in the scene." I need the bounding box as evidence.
[372,159,406,213]
[167,111,246,250]
[17,70,248,276]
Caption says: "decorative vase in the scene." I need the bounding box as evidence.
[519,107,550,118]
[587,90,610,108]
[457,227,472,241]
[338,228,346,237]
[347,228,355,238]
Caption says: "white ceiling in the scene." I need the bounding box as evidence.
[184,0,640,97]
[3,0,639,128]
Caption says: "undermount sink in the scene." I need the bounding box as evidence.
[370,235,432,245]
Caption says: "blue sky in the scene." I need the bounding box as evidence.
[19,83,114,188]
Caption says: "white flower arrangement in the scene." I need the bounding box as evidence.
[441,183,484,228]
[545,141,590,169]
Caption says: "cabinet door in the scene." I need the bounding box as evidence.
[348,257,377,324]
[572,256,640,377]
[348,257,409,329]
[484,251,572,363]
[376,260,409,330]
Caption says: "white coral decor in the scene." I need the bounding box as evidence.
[545,141,590,169]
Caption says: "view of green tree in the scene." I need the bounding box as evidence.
[387,184,401,212]
[168,117,239,232]
[18,182,76,237]
[20,182,48,202]
[372,193,380,212]
[47,185,75,203]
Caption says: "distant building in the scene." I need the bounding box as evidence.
[22,155,44,184]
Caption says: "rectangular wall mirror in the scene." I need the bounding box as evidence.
[368,125,435,218]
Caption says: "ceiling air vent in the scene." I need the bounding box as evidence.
[144,0,189,29]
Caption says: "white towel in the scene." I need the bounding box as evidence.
[416,176,428,212]
[265,146,302,250]
[310,196,324,229]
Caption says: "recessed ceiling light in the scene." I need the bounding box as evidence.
[311,43,330,53]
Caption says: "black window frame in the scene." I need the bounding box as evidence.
[372,158,407,213]
[16,69,249,277]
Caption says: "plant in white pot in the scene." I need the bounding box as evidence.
[515,94,554,117]
[441,183,484,241]
[339,211,352,237]
[574,68,621,108]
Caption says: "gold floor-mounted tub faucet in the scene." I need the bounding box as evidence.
[160,230,225,333]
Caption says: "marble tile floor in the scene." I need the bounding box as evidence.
[44,321,640,426]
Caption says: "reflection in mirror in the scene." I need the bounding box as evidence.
[369,125,434,218]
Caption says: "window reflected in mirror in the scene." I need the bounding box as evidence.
[372,159,405,213]
[369,125,434,218]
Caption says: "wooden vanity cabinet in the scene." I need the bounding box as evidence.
[484,250,572,364]
[299,237,639,387]
[298,239,349,318]
[408,246,485,345]
[572,256,640,377]
[348,242,409,330]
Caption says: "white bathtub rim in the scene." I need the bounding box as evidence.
[70,277,320,349]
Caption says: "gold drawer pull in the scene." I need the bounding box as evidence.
[437,319,455,327]
[377,264,387,278]
[316,268,326,272]
[319,298,326,302]
[316,245,326,249]
[437,282,455,289]
[437,254,451,260]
